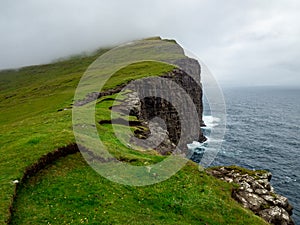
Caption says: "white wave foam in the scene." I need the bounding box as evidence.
[187,141,204,149]
[205,137,225,143]
[187,136,224,148]
[203,115,220,129]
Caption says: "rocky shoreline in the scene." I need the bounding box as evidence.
[207,166,295,225]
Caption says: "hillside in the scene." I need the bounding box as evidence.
[0,39,268,224]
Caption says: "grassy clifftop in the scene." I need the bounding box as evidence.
[0,40,267,224]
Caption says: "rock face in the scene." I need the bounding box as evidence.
[207,167,295,225]
[116,63,206,155]
[112,90,177,155]
[138,67,206,144]
[172,57,205,128]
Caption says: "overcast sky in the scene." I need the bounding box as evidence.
[1,0,299,87]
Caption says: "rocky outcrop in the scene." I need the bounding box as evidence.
[110,65,206,155]
[207,167,295,225]
[110,88,176,155]
[129,67,206,148]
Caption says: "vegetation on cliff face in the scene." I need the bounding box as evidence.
[0,40,268,224]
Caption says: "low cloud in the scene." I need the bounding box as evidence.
[1,0,299,86]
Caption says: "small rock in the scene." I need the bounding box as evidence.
[257,179,269,188]
[273,195,289,208]
[258,206,294,225]
[240,192,267,212]
[245,188,254,193]
[251,180,265,190]
[255,188,269,195]
[232,191,250,208]
[224,177,233,183]
[262,194,275,203]
[240,181,251,189]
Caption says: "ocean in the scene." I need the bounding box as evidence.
[191,87,300,224]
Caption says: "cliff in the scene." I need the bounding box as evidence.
[1,37,294,224]
[122,66,207,155]
[109,39,295,224]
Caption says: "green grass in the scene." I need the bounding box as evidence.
[0,39,180,224]
[0,38,268,224]
[101,61,175,90]
[94,93,164,164]
[207,165,268,177]
[11,154,266,225]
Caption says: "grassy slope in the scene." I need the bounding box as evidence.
[0,41,267,224]
[11,154,265,225]
[0,52,105,224]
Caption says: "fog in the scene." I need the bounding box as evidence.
[1,0,300,87]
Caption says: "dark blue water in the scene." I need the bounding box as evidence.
[200,87,300,224]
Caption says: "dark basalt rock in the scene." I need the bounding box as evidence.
[109,62,206,155]
[127,67,206,150]
[207,167,295,225]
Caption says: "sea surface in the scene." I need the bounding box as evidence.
[190,87,300,224]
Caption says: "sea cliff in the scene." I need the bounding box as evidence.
[112,45,295,224]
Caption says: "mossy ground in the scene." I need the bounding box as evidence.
[0,40,268,224]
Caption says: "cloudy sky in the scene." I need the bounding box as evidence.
[1,0,299,87]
